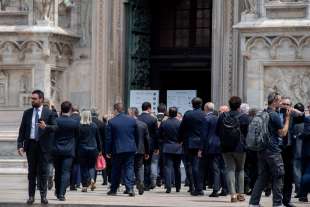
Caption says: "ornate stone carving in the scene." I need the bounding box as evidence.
[19,74,30,93]
[243,0,256,14]
[50,70,62,103]
[0,0,27,11]
[33,0,55,24]
[264,66,310,105]
[79,0,91,47]
[127,0,151,89]
[0,70,8,105]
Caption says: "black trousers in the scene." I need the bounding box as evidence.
[184,149,202,193]
[164,153,181,190]
[282,146,294,204]
[54,156,73,197]
[26,140,50,198]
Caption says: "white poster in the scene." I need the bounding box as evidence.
[130,90,159,113]
[167,90,197,115]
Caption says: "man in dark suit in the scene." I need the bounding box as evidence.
[138,102,159,190]
[17,90,57,205]
[69,106,81,191]
[106,103,138,196]
[159,107,182,193]
[178,97,206,196]
[203,102,227,197]
[53,101,79,201]
[128,107,150,195]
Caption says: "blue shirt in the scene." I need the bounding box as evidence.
[267,107,284,153]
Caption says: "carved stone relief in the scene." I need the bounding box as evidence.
[242,0,256,14]
[0,70,8,105]
[79,0,91,47]
[264,66,310,105]
[244,35,310,108]
[34,0,55,24]
[50,70,63,104]
[0,0,28,11]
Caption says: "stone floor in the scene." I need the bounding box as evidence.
[0,175,307,207]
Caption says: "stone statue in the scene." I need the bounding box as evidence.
[19,74,29,93]
[80,0,91,47]
[0,0,10,11]
[36,0,54,21]
[243,0,256,14]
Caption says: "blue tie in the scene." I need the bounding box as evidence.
[34,109,39,141]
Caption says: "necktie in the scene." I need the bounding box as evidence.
[34,109,39,141]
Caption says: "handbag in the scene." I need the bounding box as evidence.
[95,154,106,171]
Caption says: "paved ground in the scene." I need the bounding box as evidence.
[0,175,307,207]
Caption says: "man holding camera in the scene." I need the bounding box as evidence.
[17,90,57,205]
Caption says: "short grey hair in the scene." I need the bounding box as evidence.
[240,103,250,114]
[204,102,215,111]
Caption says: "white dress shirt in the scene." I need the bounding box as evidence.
[30,105,43,139]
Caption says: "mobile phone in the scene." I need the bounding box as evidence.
[37,118,43,123]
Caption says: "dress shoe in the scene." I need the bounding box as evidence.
[41,197,48,205]
[137,183,144,195]
[166,188,171,193]
[58,196,66,201]
[123,189,129,194]
[219,190,228,196]
[107,190,117,196]
[26,197,34,205]
[209,191,219,197]
[283,203,296,207]
[176,188,180,193]
[299,197,308,202]
[128,189,135,197]
[237,194,246,202]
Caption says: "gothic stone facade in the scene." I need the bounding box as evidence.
[0,0,310,117]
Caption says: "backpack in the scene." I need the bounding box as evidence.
[246,110,270,151]
[220,112,242,152]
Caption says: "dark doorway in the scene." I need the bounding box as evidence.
[150,0,212,104]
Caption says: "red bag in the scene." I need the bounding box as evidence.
[96,154,106,171]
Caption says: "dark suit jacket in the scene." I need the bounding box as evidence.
[136,119,150,155]
[159,117,182,154]
[17,106,57,153]
[53,115,80,157]
[92,116,106,153]
[138,112,158,151]
[178,108,206,150]
[204,112,221,154]
[106,113,138,155]
[78,122,102,158]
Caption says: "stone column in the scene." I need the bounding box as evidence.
[212,0,236,107]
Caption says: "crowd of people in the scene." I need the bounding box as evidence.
[16,89,310,207]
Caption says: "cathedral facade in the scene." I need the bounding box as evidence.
[0,0,309,117]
